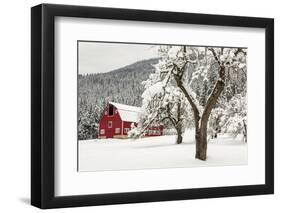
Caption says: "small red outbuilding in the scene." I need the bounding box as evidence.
[98,102,163,139]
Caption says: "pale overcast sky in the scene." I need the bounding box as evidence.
[78,42,159,74]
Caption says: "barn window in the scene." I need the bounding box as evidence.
[115,128,120,134]
[108,121,112,128]
[100,129,105,134]
[108,104,114,116]
[124,128,130,133]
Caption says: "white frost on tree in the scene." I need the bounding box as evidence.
[128,53,193,144]
[132,45,247,160]
[220,94,247,142]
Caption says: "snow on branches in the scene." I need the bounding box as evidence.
[220,94,247,142]
[129,44,247,151]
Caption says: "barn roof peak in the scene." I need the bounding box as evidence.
[109,102,141,113]
[109,102,141,122]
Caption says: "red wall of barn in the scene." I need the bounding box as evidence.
[98,103,163,138]
[122,121,163,136]
[123,121,134,135]
[99,105,122,138]
[144,126,163,137]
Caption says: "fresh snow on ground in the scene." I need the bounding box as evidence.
[78,130,247,172]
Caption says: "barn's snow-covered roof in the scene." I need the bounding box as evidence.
[109,102,141,123]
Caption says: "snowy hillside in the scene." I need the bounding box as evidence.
[78,57,159,108]
[78,131,247,172]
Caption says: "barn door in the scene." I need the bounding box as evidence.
[107,120,114,138]
[107,129,114,138]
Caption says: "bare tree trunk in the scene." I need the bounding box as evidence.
[176,128,183,144]
[176,102,183,144]
[195,76,225,160]
[174,76,209,160]
[173,47,226,161]
[174,65,225,160]
[243,120,247,143]
[195,113,209,160]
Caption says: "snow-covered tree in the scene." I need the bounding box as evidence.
[128,71,191,144]
[207,107,224,139]
[220,94,247,142]
[78,103,101,140]
[144,45,247,160]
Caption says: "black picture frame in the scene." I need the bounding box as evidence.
[31,3,274,209]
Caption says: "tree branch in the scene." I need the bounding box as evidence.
[234,48,246,56]
[201,48,226,123]
[208,48,221,66]
[174,74,200,124]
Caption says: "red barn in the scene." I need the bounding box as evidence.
[98,102,163,139]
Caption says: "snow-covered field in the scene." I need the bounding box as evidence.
[78,130,247,172]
